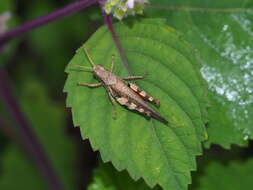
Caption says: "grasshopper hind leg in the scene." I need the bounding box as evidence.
[115,97,152,118]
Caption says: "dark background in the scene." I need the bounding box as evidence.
[1,0,101,189]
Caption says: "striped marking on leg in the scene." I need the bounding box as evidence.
[136,106,152,117]
[116,96,152,117]
[128,102,137,110]
[116,97,128,105]
[129,83,160,106]
[117,97,138,111]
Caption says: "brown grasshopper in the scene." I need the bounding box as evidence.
[75,47,168,124]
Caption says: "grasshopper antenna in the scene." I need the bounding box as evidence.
[83,47,95,67]
[69,47,95,72]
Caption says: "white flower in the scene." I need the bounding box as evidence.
[0,12,11,34]
[126,0,135,8]
[104,0,149,20]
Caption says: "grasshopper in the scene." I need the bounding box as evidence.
[75,47,168,124]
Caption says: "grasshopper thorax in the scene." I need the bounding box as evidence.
[93,65,117,85]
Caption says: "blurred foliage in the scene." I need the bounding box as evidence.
[0,76,78,190]
[88,162,160,190]
[196,159,253,190]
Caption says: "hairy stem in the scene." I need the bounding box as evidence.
[99,0,133,75]
[148,5,253,13]
[0,69,65,190]
[0,0,98,46]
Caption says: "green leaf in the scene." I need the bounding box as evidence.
[147,0,253,148]
[196,159,253,190]
[0,79,78,190]
[204,93,248,148]
[88,162,160,190]
[64,19,208,190]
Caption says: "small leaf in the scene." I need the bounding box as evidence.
[64,19,208,190]
[197,159,253,190]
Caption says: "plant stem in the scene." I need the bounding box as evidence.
[99,0,133,75]
[0,68,65,190]
[0,0,98,46]
[105,15,133,75]
[147,5,253,13]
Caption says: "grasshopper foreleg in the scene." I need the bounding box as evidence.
[106,87,117,120]
[77,82,102,87]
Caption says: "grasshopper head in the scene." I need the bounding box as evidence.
[93,65,107,78]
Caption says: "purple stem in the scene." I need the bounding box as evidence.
[0,0,98,46]
[0,68,64,190]
[99,0,133,75]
